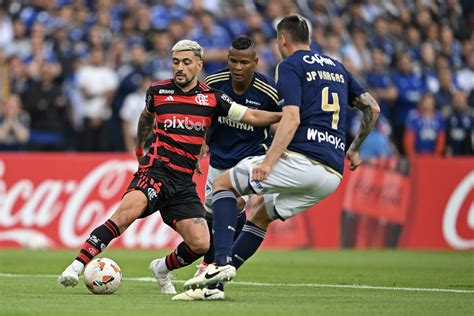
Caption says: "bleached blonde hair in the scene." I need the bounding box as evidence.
[171,40,204,58]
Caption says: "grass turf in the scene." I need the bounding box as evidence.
[0,249,473,315]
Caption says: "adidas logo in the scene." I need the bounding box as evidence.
[165,95,174,101]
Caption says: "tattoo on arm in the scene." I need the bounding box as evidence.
[191,218,207,227]
[349,92,380,151]
[136,110,154,147]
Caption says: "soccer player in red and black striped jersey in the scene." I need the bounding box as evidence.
[58,40,282,294]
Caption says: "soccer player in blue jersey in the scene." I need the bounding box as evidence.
[183,14,380,293]
[172,36,280,301]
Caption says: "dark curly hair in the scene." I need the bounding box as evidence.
[231,36,255,50]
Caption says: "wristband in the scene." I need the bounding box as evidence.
[135,146,144,157]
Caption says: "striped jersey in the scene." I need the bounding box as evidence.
[205,69,280,169]
[143,79,236,177]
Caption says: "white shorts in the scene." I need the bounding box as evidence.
[205,165,250,213]
[229,151,341,220]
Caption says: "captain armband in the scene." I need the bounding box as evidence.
[227,102,248,122]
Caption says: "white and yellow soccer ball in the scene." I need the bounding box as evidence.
[83,258,122,294]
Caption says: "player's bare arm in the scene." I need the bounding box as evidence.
[195,141,209,175]
[252,105,300,181]
[135,109,154,160]
[347,92,380,170]
[239,107,282,126]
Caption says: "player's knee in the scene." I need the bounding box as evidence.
[212,173,233,193]
[249,204,272,230]
[110,198,146,232]
[236,197,247,212]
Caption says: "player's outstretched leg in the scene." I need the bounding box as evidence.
[58,219,121,287]
[58,190,145,288]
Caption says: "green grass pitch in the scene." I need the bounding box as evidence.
[0,249,473,315]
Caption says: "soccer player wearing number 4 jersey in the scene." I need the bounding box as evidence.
[182,14,380,293]
[58,40,281,294]
[171,36,280,301]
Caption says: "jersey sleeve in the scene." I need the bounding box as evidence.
[266,83,282,112]
[213,89,234,116]
[276,61,302,107]
[214,89,248,121]
[344,66,367,106]
[145,88,154,113]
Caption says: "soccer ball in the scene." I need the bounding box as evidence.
[83,258,122,294]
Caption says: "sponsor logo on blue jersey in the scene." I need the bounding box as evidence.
[302,53,336,67]
[218,116,254,131]
[306,128,345,151]
[245,99,261,106]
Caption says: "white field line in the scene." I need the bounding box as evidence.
[1,272,473,294]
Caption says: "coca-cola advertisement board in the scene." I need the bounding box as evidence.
[1,153,336,249]
[342,165,410,223]
[0,153,181,249]
[398,157,474,250]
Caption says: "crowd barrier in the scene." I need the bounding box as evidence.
[0,153,472,250]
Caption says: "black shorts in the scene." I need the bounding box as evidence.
[125,163,205,229]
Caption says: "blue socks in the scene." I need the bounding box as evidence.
[235,210,247,239]
[203,209,247,265]
[212,190,238,266]
[231,220,266,269]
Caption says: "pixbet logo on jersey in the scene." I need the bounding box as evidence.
[163,116,207,131]
[307,128,345,150]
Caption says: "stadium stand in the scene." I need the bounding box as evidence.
[0,0,472,156]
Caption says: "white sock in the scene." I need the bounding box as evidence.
[71,260,84,274]
[156,258,170,274]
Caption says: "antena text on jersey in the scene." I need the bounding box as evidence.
[303,53,336,67]
[163,116,208,131]
[218,116,254,131]
[307,128,345,151]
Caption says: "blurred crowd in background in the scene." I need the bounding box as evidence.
[0,0,472,162]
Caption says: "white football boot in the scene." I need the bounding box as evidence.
[184,264,236,290]
[193,262,209,277]
[149,258,177,294]
[172,287,225,301]
[58,262,82,287]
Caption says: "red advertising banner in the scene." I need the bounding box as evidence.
[0,153,181,249]
[3,153,470,250]
[0,153,342,249]
[343,165,410,223]
[398,157,474,250]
